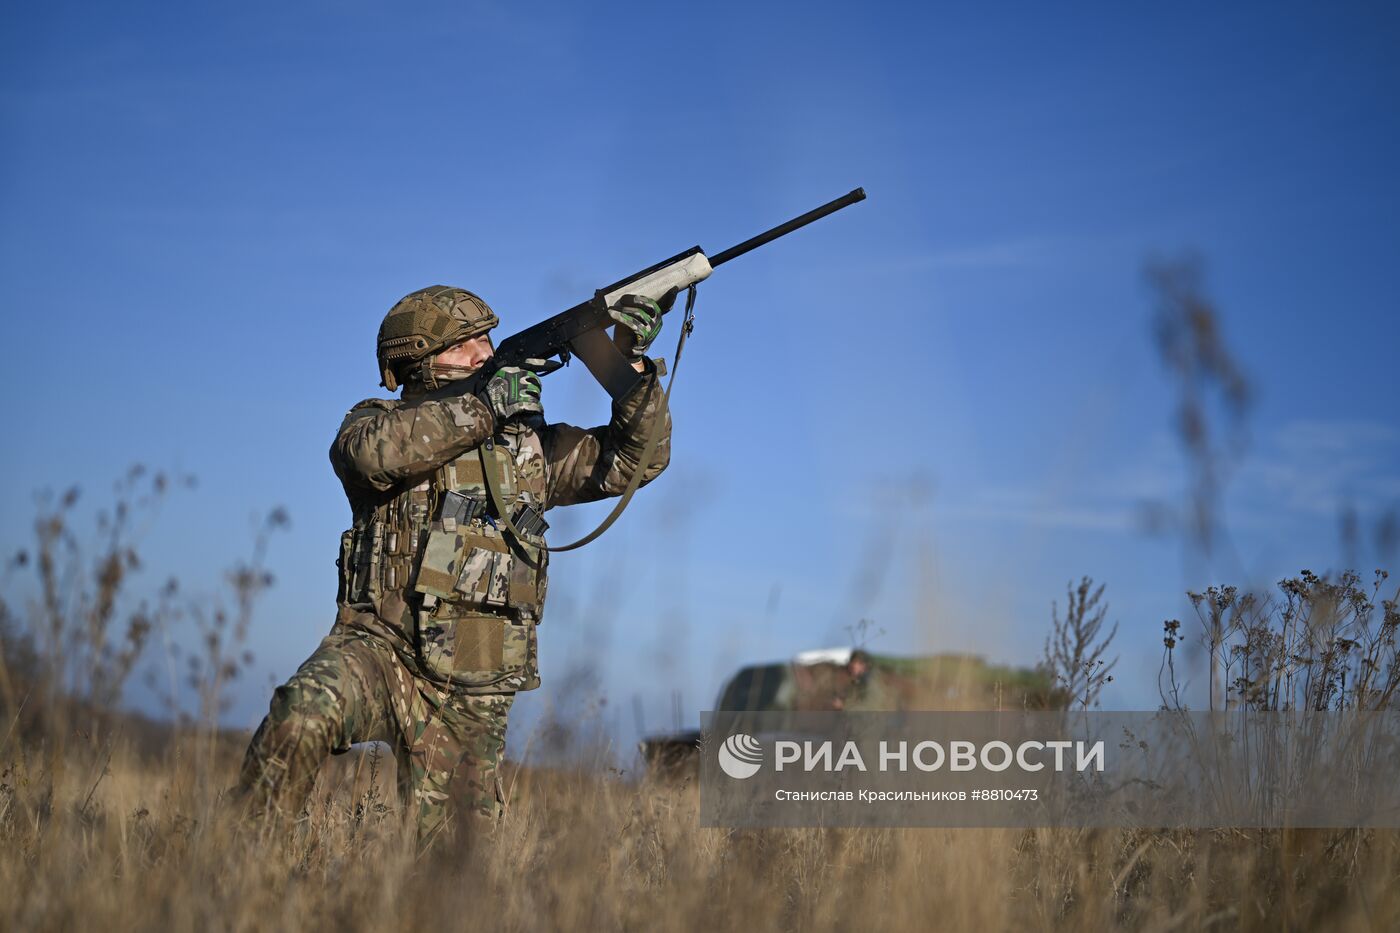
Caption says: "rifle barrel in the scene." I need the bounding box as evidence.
[706,187,866,269]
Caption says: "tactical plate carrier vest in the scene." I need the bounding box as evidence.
[337,406,548,693]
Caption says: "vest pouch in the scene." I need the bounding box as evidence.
[335,529,354,603]
[506,542,546,615]
[455,545,511,608]
[416,604,534,688]
[415,519,519,609]
[413,523,468,602]
[345,524,384,605]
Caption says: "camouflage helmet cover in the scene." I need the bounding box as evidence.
[377,285,500,390]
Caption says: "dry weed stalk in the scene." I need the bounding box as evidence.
[1161,569,1400,712]
[1044,576,1118,710]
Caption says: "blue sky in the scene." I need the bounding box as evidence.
[2,1,1398,753]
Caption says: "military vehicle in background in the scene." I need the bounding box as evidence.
[640,647,1063,775]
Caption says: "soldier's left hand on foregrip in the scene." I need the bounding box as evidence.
[608,294,664,361]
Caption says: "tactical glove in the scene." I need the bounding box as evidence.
[608,293,667,361]
[479,366,543,422]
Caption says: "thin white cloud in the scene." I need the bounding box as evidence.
[1273,419,1399,457]
[936,484,1137,532]
[931,418,1400,535]
[1240,419,1400,518]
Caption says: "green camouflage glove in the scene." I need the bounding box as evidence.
[608,293,666,361]
[478,366,543,422]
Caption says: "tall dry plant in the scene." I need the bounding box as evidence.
[1143,254,1252,571]
[1,467,188,746]
[1043,576,1118,710]
[0,466,286,748]
[187,506,289,727]
[1161,569,1400,712]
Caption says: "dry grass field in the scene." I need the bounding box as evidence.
[3,723,1400,932]
[4,472,1399,930]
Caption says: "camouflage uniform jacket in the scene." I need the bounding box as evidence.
[330,359,670,694]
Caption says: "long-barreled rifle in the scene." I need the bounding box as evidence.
[487,187,867,399]
[466,187,867,551]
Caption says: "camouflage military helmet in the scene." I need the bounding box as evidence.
[377,285,499,390]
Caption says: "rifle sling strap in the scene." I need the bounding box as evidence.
[479,285,696,555]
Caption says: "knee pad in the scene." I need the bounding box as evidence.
[267,681,345,741]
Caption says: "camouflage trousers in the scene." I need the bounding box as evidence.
[237,624,514,841]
